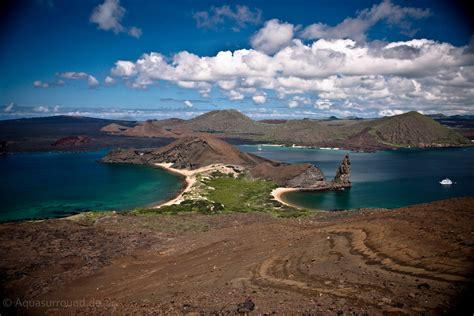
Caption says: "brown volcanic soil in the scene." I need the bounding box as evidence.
[1,198,473,315]
[122,121,177,138]
[103,133,271,169]
[155,133,268,169]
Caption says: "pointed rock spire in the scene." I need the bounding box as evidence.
[333,154,351,188]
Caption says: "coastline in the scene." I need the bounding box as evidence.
[152,163,193,207]
[154,163,314,211]
[271,187,302,209]
[152,163,243,208]
[154,164,335,211]
[151,163,190,208]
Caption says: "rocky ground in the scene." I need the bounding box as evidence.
[0,198,473,315]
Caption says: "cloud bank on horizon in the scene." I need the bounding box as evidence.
[2,0,474,119]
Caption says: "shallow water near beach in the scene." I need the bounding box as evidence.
[239,145,474,210]
[1,146,473,221]
[0,150,183,222]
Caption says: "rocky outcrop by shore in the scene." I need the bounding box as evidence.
[333,154,351,188]
[250,162,326,188]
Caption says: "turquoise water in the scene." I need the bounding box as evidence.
[0,151,183,222]
[239,145,474,210]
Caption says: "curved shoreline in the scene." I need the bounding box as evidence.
[152,163,195,208]
[152,163,242,208]
[271,187,303,209]
[151,163,189,208]
[154,165,326,211]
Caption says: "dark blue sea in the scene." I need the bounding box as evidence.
[239,145,474,210]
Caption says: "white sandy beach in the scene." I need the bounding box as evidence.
[271,187,301,209]
[153,163,242,208]
[154,163,305,210]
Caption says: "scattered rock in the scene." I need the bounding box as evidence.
[417,283,431,290]
[237,298,255,314]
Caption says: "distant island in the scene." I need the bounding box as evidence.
[100,110,470,151]
[0,110,471,154]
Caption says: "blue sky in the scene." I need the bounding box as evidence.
[1,0,473,120]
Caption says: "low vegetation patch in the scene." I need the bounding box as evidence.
[134,173,311,218]
[133,200,224,216]
[203,174,277,213]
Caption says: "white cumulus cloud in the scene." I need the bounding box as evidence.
[109,37,474,116]
[184,100,193,107]
[251,19,294,54]
[108,1,474,117]
[252,92,267,105]
[111,60,137,76]
[90,0,142,38]
[104,76,116,86]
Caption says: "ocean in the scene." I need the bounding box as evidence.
[1,146,473,222]
[0,150,183,222]
[239,145,474,210]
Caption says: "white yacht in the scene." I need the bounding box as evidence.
[439,178,453,185]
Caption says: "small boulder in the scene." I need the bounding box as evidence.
[417,282,431,290]
[237,297,255,314]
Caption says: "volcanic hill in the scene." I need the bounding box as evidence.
[101,110,469,151]
[366,111,468,147]
[103,133,351,190]
[102,133,271,169]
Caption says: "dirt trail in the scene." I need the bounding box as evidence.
[1,198,473,314]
